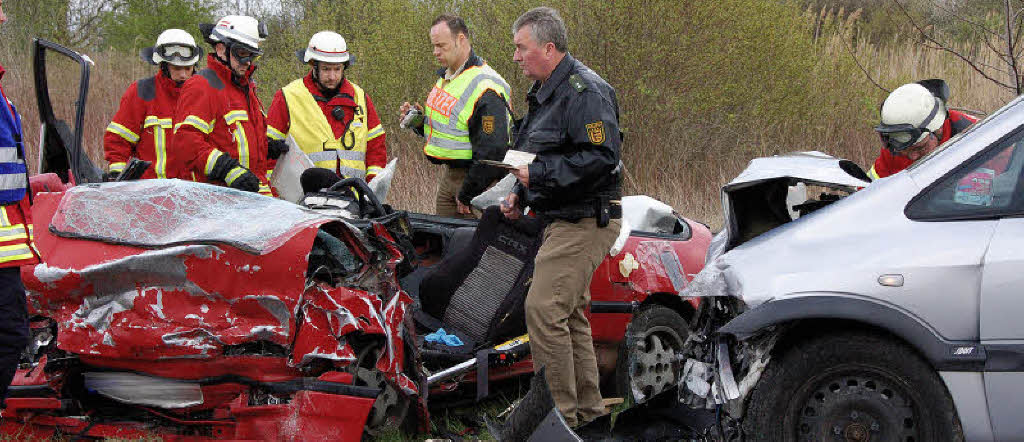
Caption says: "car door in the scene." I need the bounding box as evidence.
[907,129,1024,439]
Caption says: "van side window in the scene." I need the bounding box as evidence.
[907,134,1024,220]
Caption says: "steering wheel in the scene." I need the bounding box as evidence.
[327,177,387,219]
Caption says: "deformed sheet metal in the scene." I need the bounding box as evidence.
[48,180,333,254]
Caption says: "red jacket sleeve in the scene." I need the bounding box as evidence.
[103,82,145,173]
[869,148,913,180]
[266,89,290,141]
[362,92,387,181]
[173,78,219,178]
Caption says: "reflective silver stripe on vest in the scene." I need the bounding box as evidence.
[0,245,31,259]
[0,168,27,191]
[427,136,474,151]
[307,150,366,163]
[0,146,17,163]
[445,73,510,131]
[338,166,366,179]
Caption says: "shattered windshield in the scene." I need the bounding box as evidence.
[50,180,331,254]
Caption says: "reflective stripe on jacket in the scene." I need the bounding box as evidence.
[173,54,271,194]
[279,78,371,179]
[423,64,510,161]
[104,74,190,179]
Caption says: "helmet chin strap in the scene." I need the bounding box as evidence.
[160,63,190,87]
[312,61,341,98]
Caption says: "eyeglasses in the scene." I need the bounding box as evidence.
[156,44,199,62]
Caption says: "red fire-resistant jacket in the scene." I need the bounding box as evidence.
[173,54,271,194]
[104,73,192,180]
[869,109,978,180]
[266,73,387,181]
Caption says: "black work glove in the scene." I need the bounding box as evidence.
[208,154,260,193]
[268,138,289,160]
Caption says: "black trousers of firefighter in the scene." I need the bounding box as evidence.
[0,267,29,406]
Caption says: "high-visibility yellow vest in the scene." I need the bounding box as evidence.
[280,79,370,179]
[423,64,510,161]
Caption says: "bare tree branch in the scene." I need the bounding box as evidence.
[893,0,1018,92]
[926,0,1003,40]
[840,32,889,94]
[1004,0,1021,95]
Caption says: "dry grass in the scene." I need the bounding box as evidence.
[1,20,1017,230]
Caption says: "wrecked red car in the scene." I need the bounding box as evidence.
[5,179,424,440]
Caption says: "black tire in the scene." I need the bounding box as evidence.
[743,331,964,442]
[614,304,689,404]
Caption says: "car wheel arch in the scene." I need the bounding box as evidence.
[638,292,697,324]
[717,295,985,372]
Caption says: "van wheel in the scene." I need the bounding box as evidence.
[743,331,963,441]
[615,305,688,404]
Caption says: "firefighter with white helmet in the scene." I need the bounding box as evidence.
[267,31,387,187]
[103,28,202,180]
[173,15,272,194]
[870,79,977,180]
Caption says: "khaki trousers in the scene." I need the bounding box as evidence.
[434,166,475,219]
[525,217,621,427]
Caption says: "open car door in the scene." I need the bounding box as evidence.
[32,38,102,184]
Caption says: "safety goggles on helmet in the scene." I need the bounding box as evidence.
[230,43,262,64]
[874,97,941,153]
[155,44,199,62]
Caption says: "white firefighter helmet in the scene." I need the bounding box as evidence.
[875,83,947,153]
[141,29,202,67]
[300,31,352,64]
[208,15,266,51]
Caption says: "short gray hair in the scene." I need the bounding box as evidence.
[512,7,568,53]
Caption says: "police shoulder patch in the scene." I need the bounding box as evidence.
[569,74,587,92]
[586,121,605,144]
[482,115,495,134]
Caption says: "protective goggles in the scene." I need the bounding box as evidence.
[230,43,263,64]
[155,44,199,62]
[875,124,931,153]
[874,99,941,153]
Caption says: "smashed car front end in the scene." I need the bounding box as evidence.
[4,180,424,440]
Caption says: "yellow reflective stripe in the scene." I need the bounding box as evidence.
[0,225,27,242]
[0,244,33,263]
[224,110,249,126]
[177,115,213,134]
[106,122,140,143]
[143,116,173,129]
[225,167,246,185]
[205,150,224,176]
[258,184,271,195]
[154,125,168,178]
[867,166,880,181]
[108,162,127,173]
[0,208,10,227]
[234,122,250,169]
[366,125,385,141]
[267,125,286,141]
[366,166,384,175]
[265,170,274,179]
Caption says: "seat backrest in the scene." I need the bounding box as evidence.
[419,206,544,347]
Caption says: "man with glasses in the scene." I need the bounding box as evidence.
[104,29,202,181]
[870,80,977,180]
[174,15,271,194]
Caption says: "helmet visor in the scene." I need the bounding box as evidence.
[156,44,198,62]
[875,123,927,154]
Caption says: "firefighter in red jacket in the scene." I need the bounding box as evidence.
[0,0,37,404]
[174,15,270,194]
[104,29,202,180]
[870,80,978,180]
[267,31,386,183]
